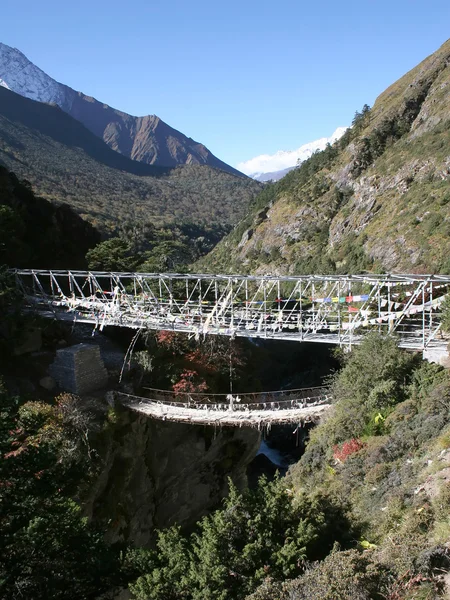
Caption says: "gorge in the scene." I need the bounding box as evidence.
[1,34,450,600]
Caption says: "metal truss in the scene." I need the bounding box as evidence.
[13,270,450,351]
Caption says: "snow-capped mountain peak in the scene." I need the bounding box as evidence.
[0,42,70,106]
[237,126,348,181]
[0,41,244,175]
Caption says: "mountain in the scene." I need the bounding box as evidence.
[0,86,261,232]
[199,39,450,276]
[238,127,348,178]
[253,166,296,183]
[0,42,243,177]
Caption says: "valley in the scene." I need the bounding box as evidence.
[1,31,450,600]
[0,86,261,233]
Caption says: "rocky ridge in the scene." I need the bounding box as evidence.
[0,42,243,176]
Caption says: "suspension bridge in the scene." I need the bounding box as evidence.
[12,269,450,426]
[13,270,450,351]
[112,386,332,428]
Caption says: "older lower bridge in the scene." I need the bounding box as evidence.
[112,386,331,428]
[13,270,450,352]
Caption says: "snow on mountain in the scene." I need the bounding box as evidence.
[0,43,72,107]
[238,127,348,178]
[0,42,243,175]
[252,166,296,182]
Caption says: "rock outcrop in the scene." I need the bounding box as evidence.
[84,406,260,546]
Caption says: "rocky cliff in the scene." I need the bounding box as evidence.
[85,405,260,547]
[200,38,450,275]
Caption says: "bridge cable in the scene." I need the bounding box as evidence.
[229,336,233,395]
[119,328,142,383]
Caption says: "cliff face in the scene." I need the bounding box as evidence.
[200,39,450,275]
[85,407,260,547]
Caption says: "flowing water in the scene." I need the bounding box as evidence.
[256,439,291,469]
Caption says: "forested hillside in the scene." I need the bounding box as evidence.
[0,87,261,234]
[0,166,118,598]
[0,165,99,268]
[199,38,450,275]
[122,335,450,600]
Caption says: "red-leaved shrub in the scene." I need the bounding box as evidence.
[172,370,208,395]
[333,438,366,462]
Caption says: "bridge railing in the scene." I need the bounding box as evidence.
[117,386,331,412]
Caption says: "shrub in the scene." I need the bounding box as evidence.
[279,548,389,600]
[333,439,366,463]
[0,386,121,599]
[365,462,391,485]
[129,477,355,600]
[441,296,450,333]
[435,427,450,450]
[172,369,208,394]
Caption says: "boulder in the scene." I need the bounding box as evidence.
[39,376,56,390]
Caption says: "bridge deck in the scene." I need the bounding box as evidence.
[115,390,332,428]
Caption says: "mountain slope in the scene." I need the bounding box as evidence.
[0,86,261,232]
[200,39,450,275]
[0,42,243,176]
[0,165,99,268]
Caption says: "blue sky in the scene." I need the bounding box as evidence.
[2,0,450,168]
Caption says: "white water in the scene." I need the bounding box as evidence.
[256,439,290,468]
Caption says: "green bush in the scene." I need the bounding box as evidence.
[248,548,389,600]
[281,548,389,600]
[0,385,122,599]
[441,296,450,332]
[128,477,355,600]
[298,334,419,479]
